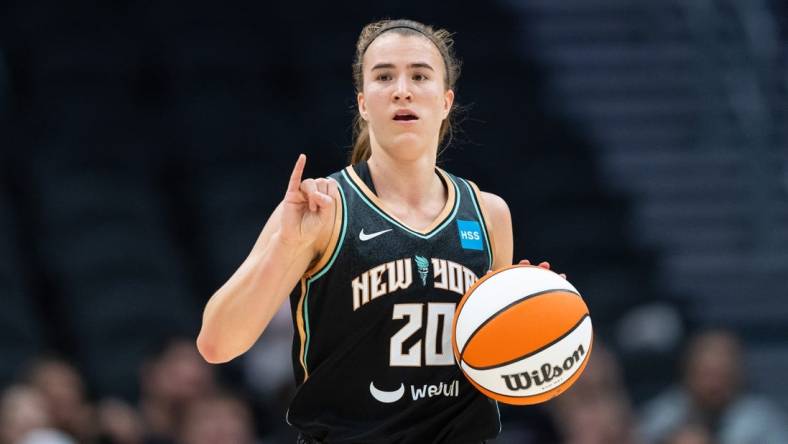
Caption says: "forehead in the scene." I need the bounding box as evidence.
[363,33,444,69]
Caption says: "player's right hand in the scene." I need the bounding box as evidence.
[278,154,338,248]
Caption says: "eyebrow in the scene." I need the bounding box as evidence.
[371,62,435,71]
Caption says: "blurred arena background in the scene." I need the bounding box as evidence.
[1,1,786,443]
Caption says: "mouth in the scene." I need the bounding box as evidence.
[393,110,419,122]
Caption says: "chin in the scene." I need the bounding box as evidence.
[382,134,430,159]
[391,131,423,144]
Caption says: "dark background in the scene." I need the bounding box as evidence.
[1,0,786,441]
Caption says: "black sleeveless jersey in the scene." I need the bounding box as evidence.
[286,163,501,444]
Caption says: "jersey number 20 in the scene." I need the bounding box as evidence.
[390,303,456,367]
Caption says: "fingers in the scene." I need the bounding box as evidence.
[518,259,550,269]
[300,178,334,212]
[315,177,330,197]
[286,153,337,211]
[327,177,339,199]
[519,258,566,279]
[313,178,335,209]
[287,154,306,194]
[286,154,337,212]
[300,179,318,211]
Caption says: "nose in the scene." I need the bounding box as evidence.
[393,77,413,102]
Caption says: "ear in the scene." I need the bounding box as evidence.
[357,92,368,121]
[442,89,455,119]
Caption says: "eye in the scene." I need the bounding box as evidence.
[412,73,428,81]
[376,73,392,82]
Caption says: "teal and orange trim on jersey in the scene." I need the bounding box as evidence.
[462,179,495,271]
[341,165,461,239]
[295,183,348,381]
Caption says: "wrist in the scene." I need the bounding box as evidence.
[269,232,313,260]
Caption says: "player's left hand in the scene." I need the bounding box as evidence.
[518,259,567,280]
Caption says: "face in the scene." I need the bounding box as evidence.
[180,398,254,444]
[0,385,51,444]
[665,424,713,444]
[143,340,214,403]
[29,360,86,427]
[565,396,634,444]
[684,332,741,411]
[358,33,454,160]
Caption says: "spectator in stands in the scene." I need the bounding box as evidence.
[550,344,641,444]
[240,303,297,442]
[640,329,788,444]
[95,398,145,444]
[138,338,216,444]
[659,422,712,444]
[177,392,256,444]
[24,357,95,443]
[0,384,75,444]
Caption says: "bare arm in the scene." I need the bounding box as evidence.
[196,154,338,363]
[480,191,514,271]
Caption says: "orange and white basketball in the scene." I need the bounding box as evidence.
[452,264,593,405]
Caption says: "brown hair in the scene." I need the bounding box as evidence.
[350,19,461,164]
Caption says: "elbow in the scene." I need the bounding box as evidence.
[196,330,232,364]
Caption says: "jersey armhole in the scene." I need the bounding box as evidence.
[467,180,497,270]
[304,184,347,279]
[295,184,347,382]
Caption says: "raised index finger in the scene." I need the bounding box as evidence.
[287,154,306,193]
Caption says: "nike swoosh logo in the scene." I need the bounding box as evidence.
[359,228,392,241]
[369,382,404,403]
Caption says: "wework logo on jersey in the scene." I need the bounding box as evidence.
[351,257,478,310]
[410,380,459,400]
[369,380,460,403]
[500,344,586,391]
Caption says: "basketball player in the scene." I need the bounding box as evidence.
[197,19,559,443]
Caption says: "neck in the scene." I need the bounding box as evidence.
[366,148,443,206]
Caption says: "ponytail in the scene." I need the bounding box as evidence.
[350,115,371,164]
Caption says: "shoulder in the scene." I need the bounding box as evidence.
[639,388,690,441]
[470,185,513,270]
[479,192,511,221]
[448,171,510,220]
[642,388,689,415]
[304,168,348,276]
[730,395,788,420]
[328,167,349,183]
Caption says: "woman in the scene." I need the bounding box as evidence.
[197,19,557,443]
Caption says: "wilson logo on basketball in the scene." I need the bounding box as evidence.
[500,344,586,391]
